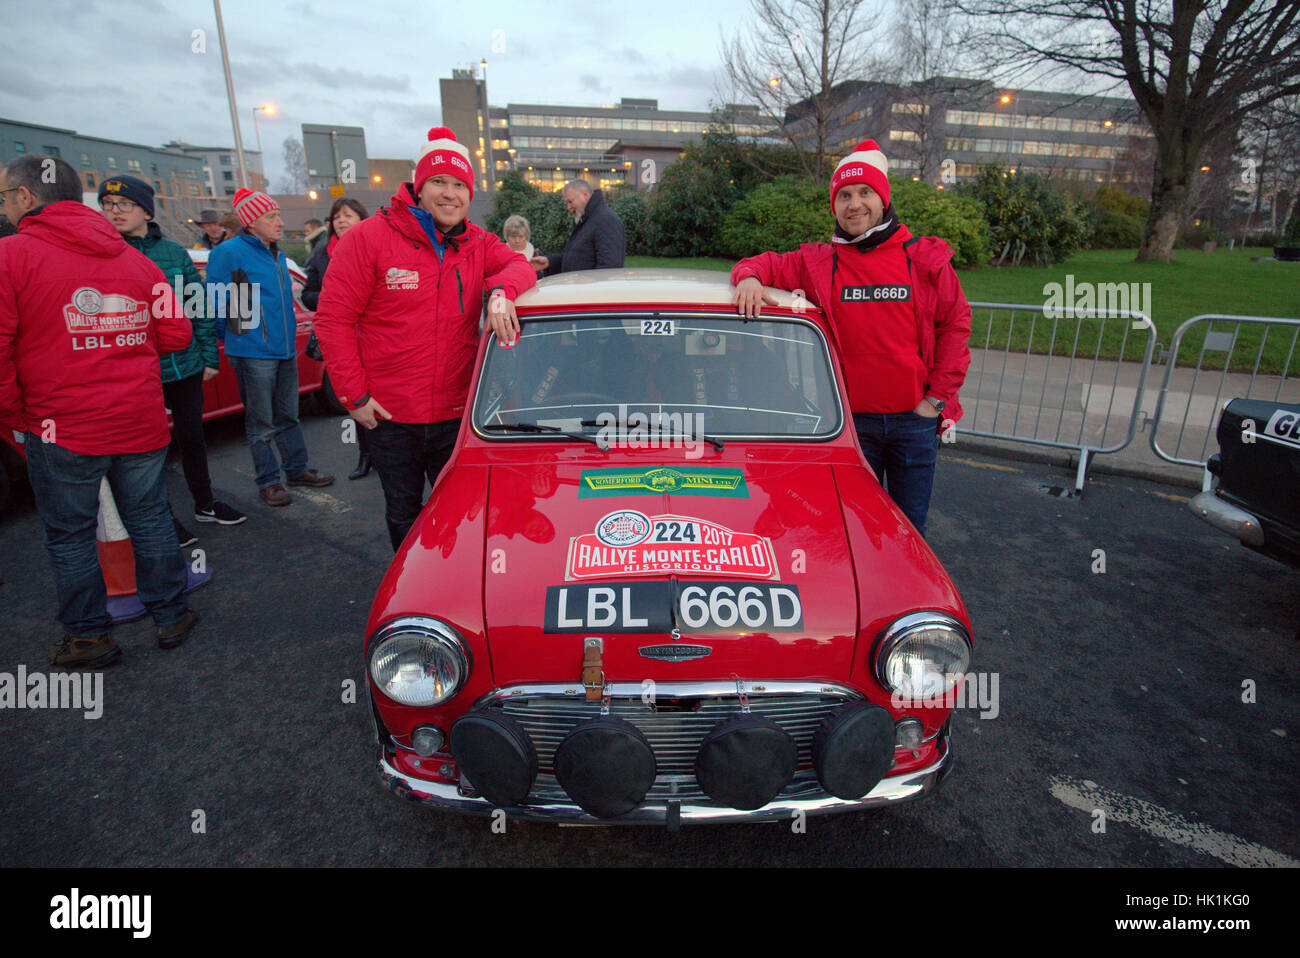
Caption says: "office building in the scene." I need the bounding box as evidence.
[439,68,774,193]
[784,78,1153,188]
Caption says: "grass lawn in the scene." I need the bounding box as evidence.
[625,255,735,272]
[630,248,1300,373]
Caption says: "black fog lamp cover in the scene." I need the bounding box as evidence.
[553,716,657,819]
[694,714,796,811]
[812,701,894,800]
[449,711,538,808]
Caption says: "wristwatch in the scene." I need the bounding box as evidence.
[925,396,946,413]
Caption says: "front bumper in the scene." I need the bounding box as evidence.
[377,727,952,825]
[1189,491,1265,547]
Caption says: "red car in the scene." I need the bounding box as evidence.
[367,269,974,825]
[0,249,342,513]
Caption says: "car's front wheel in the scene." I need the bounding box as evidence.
[318,369,349,416]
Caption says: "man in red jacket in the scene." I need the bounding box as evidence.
[0,155,199,667]
[313,127,536,549]
[732,139,971,535]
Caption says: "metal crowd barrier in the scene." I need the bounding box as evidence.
[1148,314,1300,487]
[962,302,1158,493]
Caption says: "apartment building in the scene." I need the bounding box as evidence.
[0,118,208,210]
[162,140,267,196]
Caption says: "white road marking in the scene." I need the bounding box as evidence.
[229,467,352,513]
[1049,775,1298,868]
[287,487,352,513]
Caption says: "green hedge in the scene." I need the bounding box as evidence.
[960,164,1092,266]
[1089,209,1145,249]
[607,187,652,257]
[486,170,571,257]
[887,177,990,268]
[717,177,833,258]
[718,175,990,267]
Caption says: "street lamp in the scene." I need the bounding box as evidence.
[480,58,497,193]
[251,104,274,188]
[998,93,1020,173]
[213,0,249,188]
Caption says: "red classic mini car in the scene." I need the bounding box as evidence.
[367,269,973,825]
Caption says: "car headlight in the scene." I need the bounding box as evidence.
[874,612,971,698]
[368,617,471,707]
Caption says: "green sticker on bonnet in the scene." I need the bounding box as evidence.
[578,467,749,498]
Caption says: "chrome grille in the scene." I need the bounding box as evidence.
[497,690,857,800]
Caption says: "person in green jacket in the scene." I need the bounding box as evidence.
[98,176,246,544]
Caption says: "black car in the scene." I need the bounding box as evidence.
[1190,398,1300,569]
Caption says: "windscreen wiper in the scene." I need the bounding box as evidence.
[578,419,725,451]
[481,421,609,450]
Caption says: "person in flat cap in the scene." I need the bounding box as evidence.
[193,208,226,250]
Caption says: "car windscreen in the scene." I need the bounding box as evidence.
[472,313,843,439]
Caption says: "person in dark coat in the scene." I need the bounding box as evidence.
[303,218,327,256]
[530,180,625,275]
[303,197,372,479]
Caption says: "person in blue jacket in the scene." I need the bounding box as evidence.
[206,188,333,507]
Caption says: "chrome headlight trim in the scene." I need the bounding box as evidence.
[872,611,972,696]
[367,616,472,707]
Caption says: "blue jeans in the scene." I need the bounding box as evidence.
[24,436,189,636]
[853,411,940,536]
[229,356,309,488]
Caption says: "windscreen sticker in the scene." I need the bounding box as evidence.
[566,509,777,580]
[578,467,749,499]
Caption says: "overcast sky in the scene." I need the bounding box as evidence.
[0,0,769,189]
[2,0,1115,190]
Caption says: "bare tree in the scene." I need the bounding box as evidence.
[949,1,1300,261]
[1240,93,1300,235]
[719,0,885,178]
[891,0,971,181]
[278,136,309,194]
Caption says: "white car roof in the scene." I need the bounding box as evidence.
[187,247,307,284]
[514,268,819,313]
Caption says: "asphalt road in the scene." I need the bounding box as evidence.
[1,401,1296,867]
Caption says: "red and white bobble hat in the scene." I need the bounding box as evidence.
[232,187,280,227]
[828,139,890,210]
[414,126,474,199]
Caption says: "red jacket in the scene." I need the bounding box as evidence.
[732,231,972,422]
[0,201,190,455]
[312,185,537,424]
